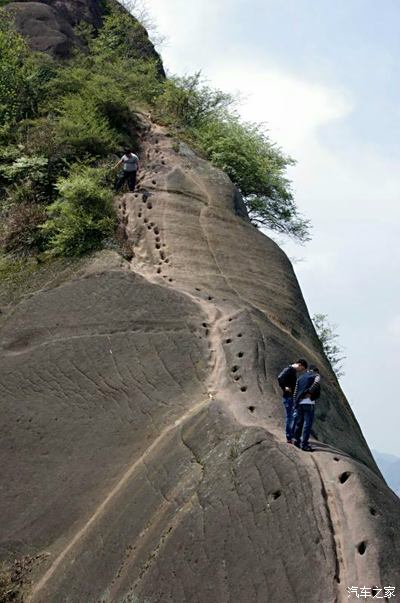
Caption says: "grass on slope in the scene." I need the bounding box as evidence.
[0,0,309,272]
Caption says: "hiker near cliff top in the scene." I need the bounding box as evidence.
[277,359,308,444]
[292,365,321,452]
[113,148,140,192]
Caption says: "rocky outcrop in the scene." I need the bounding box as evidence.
[40,0,104,28]
[4,1,85,58]
[4,0,164,69]
[0,115,399,602]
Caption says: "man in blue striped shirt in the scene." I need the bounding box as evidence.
[277,359,308,443]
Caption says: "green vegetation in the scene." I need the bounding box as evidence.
[42,166,116,256]
[0,0,309,267]
[312,313,346,379]
[0,2,161,261]
[154,74,310,241]
[0,16,42,126]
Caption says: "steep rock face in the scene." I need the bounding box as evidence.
[0,116,399,602]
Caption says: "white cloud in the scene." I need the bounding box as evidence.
[144,0,354,153]
[205,62,354,151]
[386,315,400,342]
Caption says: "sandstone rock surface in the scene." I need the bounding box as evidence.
[0,116,399,602]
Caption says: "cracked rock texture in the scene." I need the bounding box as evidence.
[0,115,399,602]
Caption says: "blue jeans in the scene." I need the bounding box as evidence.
[283,397,295,441]
[293,404,315,447]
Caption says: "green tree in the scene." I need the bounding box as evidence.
[312,313,346,379]
[197,117,310,241]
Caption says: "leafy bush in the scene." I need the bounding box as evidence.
[0,151,52,208]
[54,94,122,158]
[3,179,47,208]
[0,154,48,181]
[196,117,310,239]
[42,166,116,256]
[15,117,56,157]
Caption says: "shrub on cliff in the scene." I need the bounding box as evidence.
[92,5,154,62]
[41,166,116,256]
[197,117,310,241]
[54,94,121,158]
[0,150,52,255]
[312,313,346,379]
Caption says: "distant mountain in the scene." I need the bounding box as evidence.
[373,450,400,496]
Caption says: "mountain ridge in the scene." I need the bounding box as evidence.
[0,2,399,601]
[0,113,399,602]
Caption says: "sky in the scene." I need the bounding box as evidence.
[141,0,400,456]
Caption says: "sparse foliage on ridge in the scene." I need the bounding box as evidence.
[312,313,346,379]
[154,74,311,242]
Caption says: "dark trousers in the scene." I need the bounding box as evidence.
[115,170,137,192]
[283,397,295,441]
[293,403,315,447]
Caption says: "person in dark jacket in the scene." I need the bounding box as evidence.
[292,365,321,451]
[277,359,308,443]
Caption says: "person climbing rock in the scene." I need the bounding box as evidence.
[292,365,321,451]
[113,148,140,192]
[277,359,308,443]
